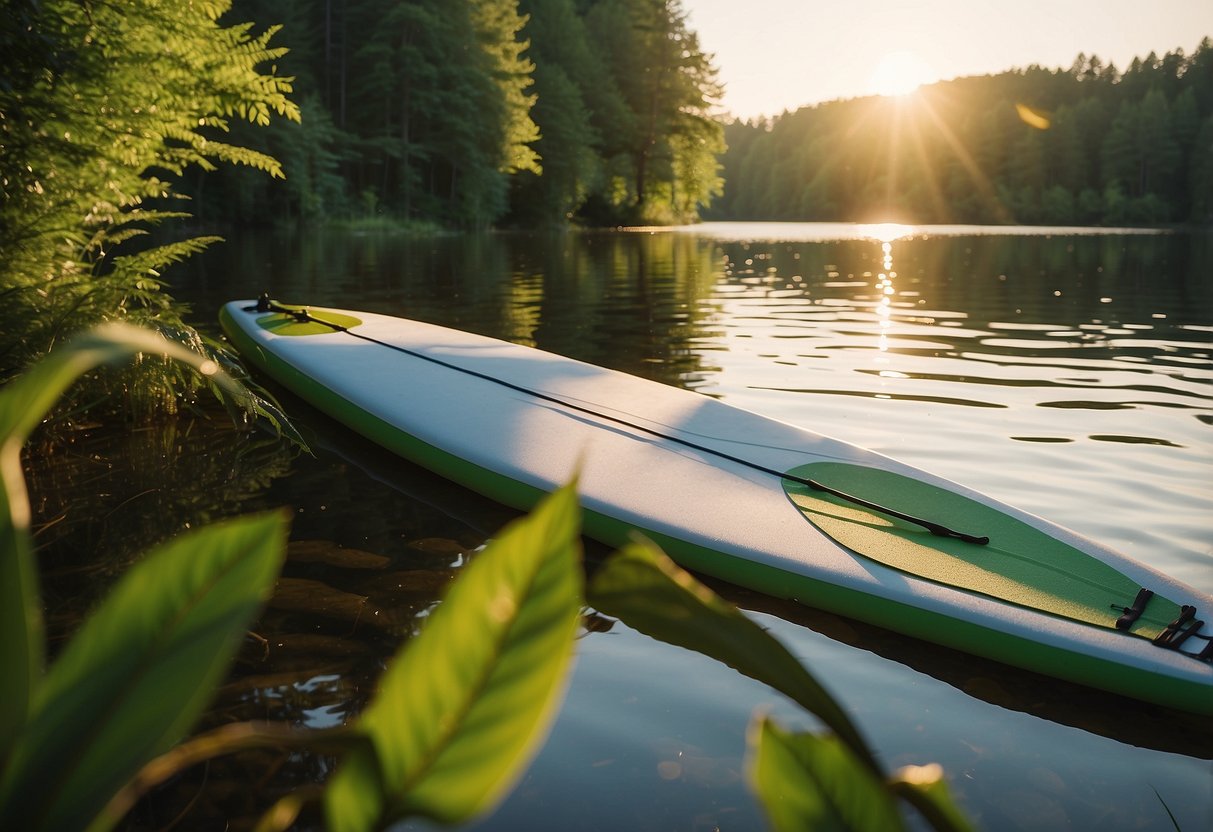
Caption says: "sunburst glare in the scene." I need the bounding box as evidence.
[868,50,933,97]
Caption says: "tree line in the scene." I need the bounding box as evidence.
[709,40,1213,226]
[188,0,725,228]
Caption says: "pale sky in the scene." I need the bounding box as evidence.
[682,0,1213,119]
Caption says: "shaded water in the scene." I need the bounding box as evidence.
[30,223,1213,829]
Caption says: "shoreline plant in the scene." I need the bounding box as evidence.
[0,0,300,414]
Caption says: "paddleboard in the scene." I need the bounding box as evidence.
[220,298,1213,714]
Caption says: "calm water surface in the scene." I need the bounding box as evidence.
[38,223,1213,829]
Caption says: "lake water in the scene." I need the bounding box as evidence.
[33,223,1213,829]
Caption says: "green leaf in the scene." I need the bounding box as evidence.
[587,540,874,765]
[0,511,287,832]
[748,716,905,832]
[0,323,240,760]
[888,764,975,832]
[0,436,39,759]
[0,323,232,450]
[324,484,584,830]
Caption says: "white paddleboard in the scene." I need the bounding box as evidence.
[220,299,1213,714]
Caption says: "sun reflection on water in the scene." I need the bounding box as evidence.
[857,222,914,244]
[873,237,901,354]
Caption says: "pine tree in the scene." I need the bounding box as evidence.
[1189,115,1213,222]
[510,0,605,223]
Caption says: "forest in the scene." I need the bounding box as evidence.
[711,41,1213,226]
[179,11,1213,230]
[184,0,726,228]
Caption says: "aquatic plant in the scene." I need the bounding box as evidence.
[0,326,582,831]
[0,325,289,829]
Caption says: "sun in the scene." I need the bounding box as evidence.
[868,50,933,98]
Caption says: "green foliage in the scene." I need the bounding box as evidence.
[205,0,546,228]
[887,764,977,832]
[589,540,973,831]
[575,0,724,223]
[748,720,903,832]
[0,327,583,831]
[187,0,725,228]
[0,513,288,832]
[508,0,607,224]
[0,324,248,754]
[325,483,583,829]
[750,720,974,832]
[1191,115,1213,222]
[710,38,1213,225]
[475,0,543,177]
[0,0,300,408]
[0,326,288,832]
[511,62,599,223]
[588,540,871,761]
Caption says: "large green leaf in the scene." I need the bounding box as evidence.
[0,435,40,759]
[748,716,904,832]
[324,484,583,830]
[0,511,287,831]
[587,539,874,765]
[0,324,237,759]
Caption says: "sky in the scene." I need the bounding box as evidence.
[681,0,1213,120]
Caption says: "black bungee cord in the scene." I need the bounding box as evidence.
[249,294,990,545]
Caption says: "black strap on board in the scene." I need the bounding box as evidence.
[248,295,994,545]
[1153,606,1204,650]
[1113,587,1155,630]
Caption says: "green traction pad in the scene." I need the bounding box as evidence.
[781,462,1181,639]
[256,308,362,337]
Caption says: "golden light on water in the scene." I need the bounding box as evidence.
[859,222,914,244]
[872,239,899,355]
[868,50,933,97]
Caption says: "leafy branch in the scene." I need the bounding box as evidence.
[588,540,973,832]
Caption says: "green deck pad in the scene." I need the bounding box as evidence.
[782,462,1182,638]
[256,307,361,336]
